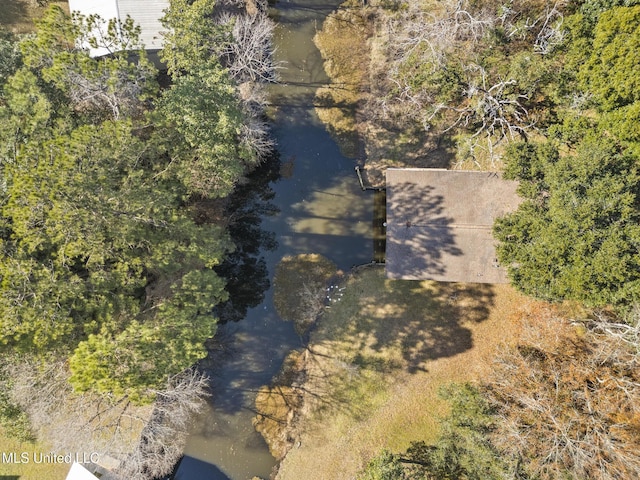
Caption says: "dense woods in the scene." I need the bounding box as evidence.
[329,0,640,304]
[351,0,640,479]
[0,0,274,477]
[494,1,640,307]
[1,0,639,478]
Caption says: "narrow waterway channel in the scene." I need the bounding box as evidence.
[174,0,373,478]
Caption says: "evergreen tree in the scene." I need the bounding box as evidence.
[0,3,255,402]
[358,384,514,480]
[579,5,640,111]
[155,0,259,198]
[494,137,640,306]
[0,120,231,399]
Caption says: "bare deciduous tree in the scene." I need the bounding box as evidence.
[377,0,495,124]
[433,66,533,140]
[367,0,568,158]
[3,358,209,480]
[65,63,155,120]
[237,80,274,159]
[487,309,640,480]
[218,11,277,83]
[533,4,565,55]
[115,369,210,479]
[212,0,277,160]
[66,13,158,120]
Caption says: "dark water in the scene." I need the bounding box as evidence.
[174,0,373,478]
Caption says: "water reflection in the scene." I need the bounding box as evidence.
[214,155,281,323]
[176,0,372,477]
[290,177,370,237]
[172,456,232,480]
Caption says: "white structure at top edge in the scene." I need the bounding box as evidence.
[65,462,99,480]
[67,0,169,57]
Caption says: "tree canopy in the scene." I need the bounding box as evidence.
[0,1,276,476]
[579,5,640,111]
[493,4,640,307]
[494,137,640,307]
[152,0,264,198]
[0,2,261,402]
[358,384,513,480]
[0,103,231,401]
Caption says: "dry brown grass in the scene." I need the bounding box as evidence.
[0,0,69,34]
[0,427,70,480]
[274,266,530,480]
[253,350,306,460]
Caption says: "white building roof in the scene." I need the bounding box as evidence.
[67,0,169,56]
[65,462,99,480]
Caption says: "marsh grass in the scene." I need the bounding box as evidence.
[273,254,337,335]
[274,266,528,480]
[313,0,369,158]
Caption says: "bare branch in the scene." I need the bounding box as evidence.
[3,359,209,479]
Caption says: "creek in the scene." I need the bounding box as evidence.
[173,0,373,478]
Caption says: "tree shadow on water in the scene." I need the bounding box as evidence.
[214,152,281,323]
[171,455,231,480]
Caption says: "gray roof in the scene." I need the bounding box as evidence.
[385,168,521,283]
[68,0,169,57]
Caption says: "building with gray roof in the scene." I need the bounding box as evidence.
[385,168,521,283]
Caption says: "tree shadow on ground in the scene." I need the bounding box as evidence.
[0,1,28,30]
[359,117,455,188]
[373,279,494,372]
[298,267,495,420]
